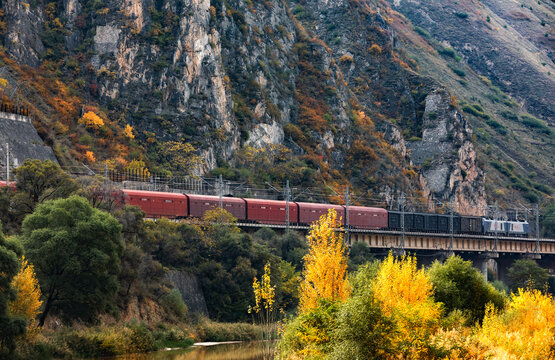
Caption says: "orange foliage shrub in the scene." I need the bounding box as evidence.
[84,150,96,163]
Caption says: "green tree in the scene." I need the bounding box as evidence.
[22,196,124,324]
[13,159,79,214]
[0,225,26,356]
[329,269,396,360]
[506,259,549,293]
[428,256,506,323]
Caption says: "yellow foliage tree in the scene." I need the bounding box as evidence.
[477,288,555,359]
[162,141,203,175]
[371,253,442,358]
[299,209,349,313]
[123,124,135,139]
[201,207,240,240]
[79,111,104,129]
[8,256,43,337]
[125,160,150,177]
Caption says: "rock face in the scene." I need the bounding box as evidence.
[0,112,58,173]
[166,270,208,316]
[3,0,45,67]
[406,86,486,214]
[0,0,491,213]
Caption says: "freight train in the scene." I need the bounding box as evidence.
[121,189,530,237]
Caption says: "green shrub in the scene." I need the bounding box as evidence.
[520,114,553,135]
[486,119,507,134]
[414,26,430,38]
[462,104,490,119]
[448,64,466,77]
[499,110,518,121]
[533,182,554,195]
[524,191,539,203]
[161,289,188,321]
[438,47,457,58]
[454,12,469,19]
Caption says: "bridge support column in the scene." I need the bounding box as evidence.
[479,252,499,279]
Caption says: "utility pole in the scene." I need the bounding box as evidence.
[5,143,9,186]
[494,201,498,252]
[535,203,540,254]
[218,174,223,208]
[400,193,405,253]
[345,186,350,245]
[285,180,290,232]
[449,197,454,253]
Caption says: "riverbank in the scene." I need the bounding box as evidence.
[15,319,273,359]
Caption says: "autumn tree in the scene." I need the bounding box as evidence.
[79,111,104,129]
[22,196,123,324]
[0,225,26,356]
[201,207,240,240]
[477,288,555,358]
[250,262,277,358]
[162,141,203,175]
[8,256,43,337]
[299,209,349,313]
[371,253,442,358]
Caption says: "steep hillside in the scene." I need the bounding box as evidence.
[383,0,555,206]
[0,0,552,212]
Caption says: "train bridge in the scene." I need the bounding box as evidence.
[237,222,555,281]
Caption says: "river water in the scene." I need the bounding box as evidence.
[104,341,273,360]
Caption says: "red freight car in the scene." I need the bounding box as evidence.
[122,190,188,218]
[245,198,299,224]
[0,181,16,190]
[187,194,246,220]
[347,206,388,229]
[297,202,345,226]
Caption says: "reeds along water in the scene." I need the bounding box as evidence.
[105,341,273,360]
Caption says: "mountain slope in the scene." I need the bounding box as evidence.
[0,0,552,213]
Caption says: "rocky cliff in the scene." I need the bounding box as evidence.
[1,0,552,211]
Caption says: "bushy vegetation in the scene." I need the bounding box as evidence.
[0,160,308,358]
[277,210,554,359]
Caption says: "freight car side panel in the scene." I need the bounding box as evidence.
[461,216,483,233]
[347,206,388,229]
[187,194,246,220]
[426,215,438,232]
[388,211,401,229]
[413,214,426,231]
[298,203,345,226]
[122,190,188,218]
[245,199,299,224]
[436,215,449,233]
